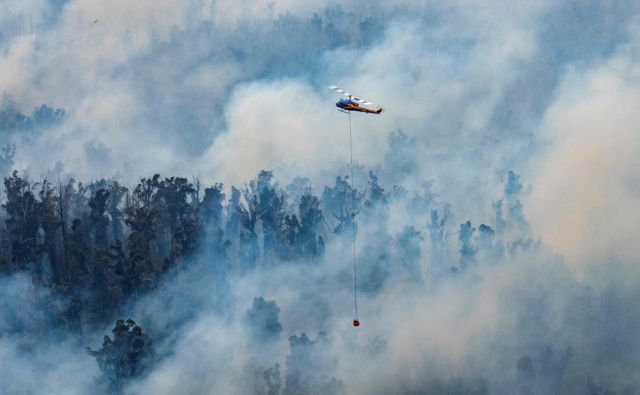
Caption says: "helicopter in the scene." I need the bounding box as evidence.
[328,86,383,114]
[328,85,384,329]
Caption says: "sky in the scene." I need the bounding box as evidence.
[1,0,639,394]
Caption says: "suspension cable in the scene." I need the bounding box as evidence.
[348,111,358,320]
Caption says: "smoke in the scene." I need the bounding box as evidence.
[0,274,97,394]
[1,0,639,394]
[200,79,346,186]
[526,53,640,272]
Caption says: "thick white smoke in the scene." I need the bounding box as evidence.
[526,53,640,271]
[0,0,639,394]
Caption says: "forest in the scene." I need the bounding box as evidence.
[2,1,639,394]
[6,162,631,395]
[1,164,543,394]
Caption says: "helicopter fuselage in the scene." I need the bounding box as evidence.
[336,99,382,114]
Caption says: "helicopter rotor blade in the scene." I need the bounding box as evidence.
[329,85,350,96]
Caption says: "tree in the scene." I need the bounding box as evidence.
[504,170,523,196]
[298,194,324,259]
[501,171,530,238]
[66,218,89,286]
[200,183,226,257]
[278,213,301,261]
[395,226,423,280]
[322,176,361,235]
[493,199,506,234]
[365,171,387,207]
[283,332,345,395]
[255,170,284,258]
[459,220,476,270]
[89,188,111,252]
[237,187,260,270]
[107,181,127,243]
[38,179,63,284]
[241,174,282,266]
[245,297,283,344]
[476,224,503,263]
[32,104,65,128]
[147,175,199,267]
[428,206,451,277]
[360,229,393,293]
[3,171,42,271]
[201,183,225,230]
[86,319,154,393]
[125,177,160,291]
[264,364,283,395]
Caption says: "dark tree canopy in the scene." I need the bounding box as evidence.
[0,167,542,394]
[245,297,283,344]
[86,319,154,393]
